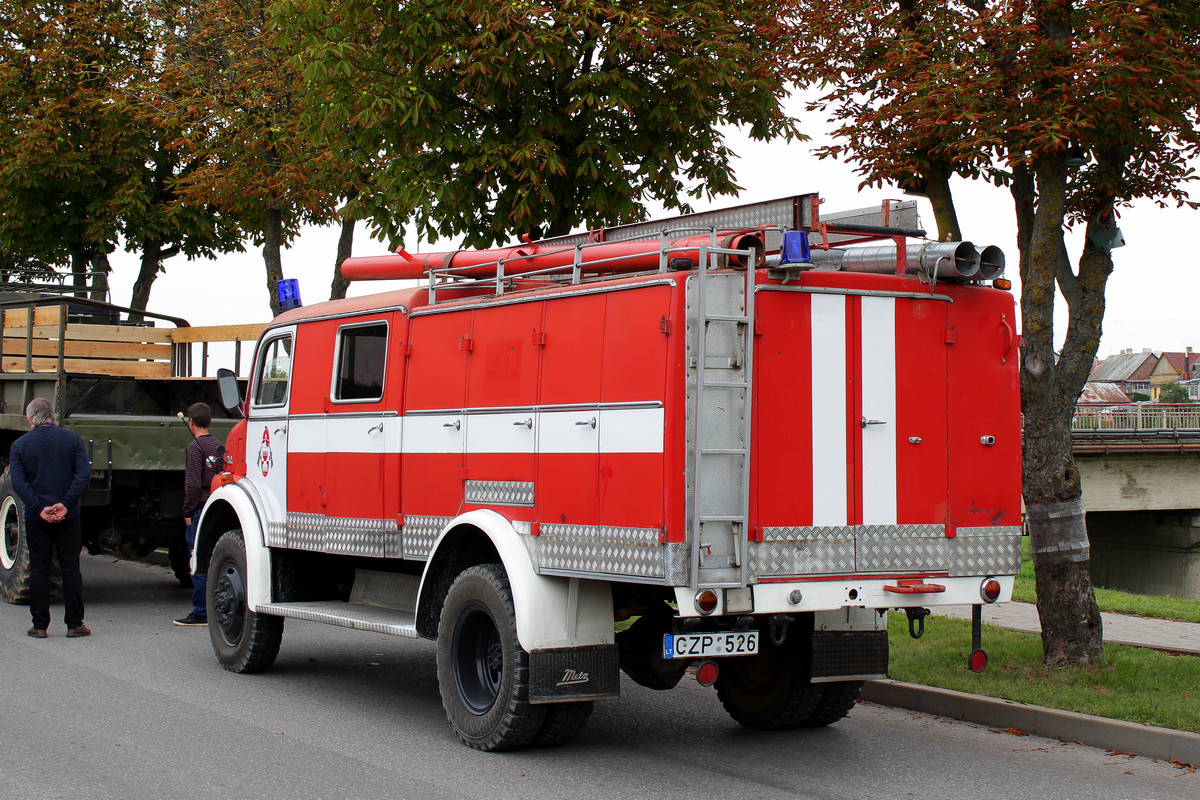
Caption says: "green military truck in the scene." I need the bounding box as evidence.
[0,293,263,603]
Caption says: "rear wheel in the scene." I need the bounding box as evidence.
[715,629,821,730]
[533,702,593,747]
[0,470,30,604]
[208,529,282,673]
[802,680,863,727]
[436,564,546,751]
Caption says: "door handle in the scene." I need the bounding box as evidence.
[860,417,887,428]
[368,422,384,434]
[574,417,597,429]
[512,418,533,429]
[273,426,287,436]
[443,420,461,431]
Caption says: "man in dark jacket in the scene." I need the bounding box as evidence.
[174,402,223,626]
[10,397,92,638]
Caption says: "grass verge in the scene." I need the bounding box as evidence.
[887,613,1200,733]
[1011,538,1200,623]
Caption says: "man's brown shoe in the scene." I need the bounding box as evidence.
[65,625,91,638]
[27,627,47,638]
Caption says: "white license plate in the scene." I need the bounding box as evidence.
[663,631,759,659]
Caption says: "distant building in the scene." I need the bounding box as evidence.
[1079,382,1131,404]
[1087,349,1158,397]
[1148,348,1197,400]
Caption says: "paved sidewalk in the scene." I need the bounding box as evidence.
[934,601,1200,656]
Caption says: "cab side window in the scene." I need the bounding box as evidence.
[333,321,387,402]
[253,335,293,407]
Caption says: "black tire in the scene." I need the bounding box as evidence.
[0,469,31,604]
[533,702,593,747]
[208,529,282,674]
[802,680,863,727]
[436,564,547,751]
[715,631,821,730]
[167,527,193,587]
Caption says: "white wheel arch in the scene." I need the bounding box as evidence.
[195,481,273,610]
[418,509,615,653]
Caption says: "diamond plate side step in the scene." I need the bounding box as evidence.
[257,601,421,638]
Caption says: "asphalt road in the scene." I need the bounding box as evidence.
[2,554,1197,800]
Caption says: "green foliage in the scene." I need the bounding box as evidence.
[139,0,352,314]
[0,1,146,271]
[887,614,1200,733]
[790,0,1200,666]
[275,0,798,248]
[0,1,250,308]
[1158,382,1191,404]
[1130,392,1152,402]
[792,1,1200,218]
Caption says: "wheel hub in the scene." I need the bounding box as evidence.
[1,497,19,571]
[213,559,247,646]
[453,604,503,715]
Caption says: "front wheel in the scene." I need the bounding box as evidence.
[208,529,282,673]
[436,564,547,751]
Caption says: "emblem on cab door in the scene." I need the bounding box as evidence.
[258,428,274,477]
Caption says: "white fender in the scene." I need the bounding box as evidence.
[194,479,273,610]
[419,509,614,653]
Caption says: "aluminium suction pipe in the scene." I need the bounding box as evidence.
[809,241,983,278]
[341,232,764,282]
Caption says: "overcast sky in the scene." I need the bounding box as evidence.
[107,103,1200,362]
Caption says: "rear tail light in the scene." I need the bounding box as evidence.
[694,589,719,615]
[980,577,1002,603]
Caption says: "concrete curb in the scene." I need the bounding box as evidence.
[862,679,1200,766]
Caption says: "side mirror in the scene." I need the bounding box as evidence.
[216,367,243,417]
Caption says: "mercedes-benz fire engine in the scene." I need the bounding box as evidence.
[195,194,1022,750]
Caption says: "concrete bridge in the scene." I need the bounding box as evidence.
[1071,404,1200,599]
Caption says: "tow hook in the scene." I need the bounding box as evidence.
[905,607,931,639]
[768,614,790,646]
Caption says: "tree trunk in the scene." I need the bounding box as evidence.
[263,207,284,317]
[88,253,112,304]
[1015,157,1104,667]
[129,239,178,323]
[70,249,90,298]
[923,165,962,242]
[330,214,355,301]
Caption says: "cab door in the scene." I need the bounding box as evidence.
[246,328,295,544]
[323,318,393,526]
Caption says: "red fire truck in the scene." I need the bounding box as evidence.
[196,194,1022,750]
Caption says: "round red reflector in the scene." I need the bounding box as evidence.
[696,660,720,687]
[694,589,719,615]
[968,648,988,673]
[980,578,1002,603]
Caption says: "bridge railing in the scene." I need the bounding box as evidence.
[1072,403,1200,432]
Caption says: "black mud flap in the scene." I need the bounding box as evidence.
[810,630,889,682]
[529,644,621,704]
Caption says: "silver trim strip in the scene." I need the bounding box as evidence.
[405,400,663,417]
[410,278,677,317]
[757,285,954,303]
[283,411,400,421]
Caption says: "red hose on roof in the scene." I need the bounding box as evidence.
[341,232,764,282]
